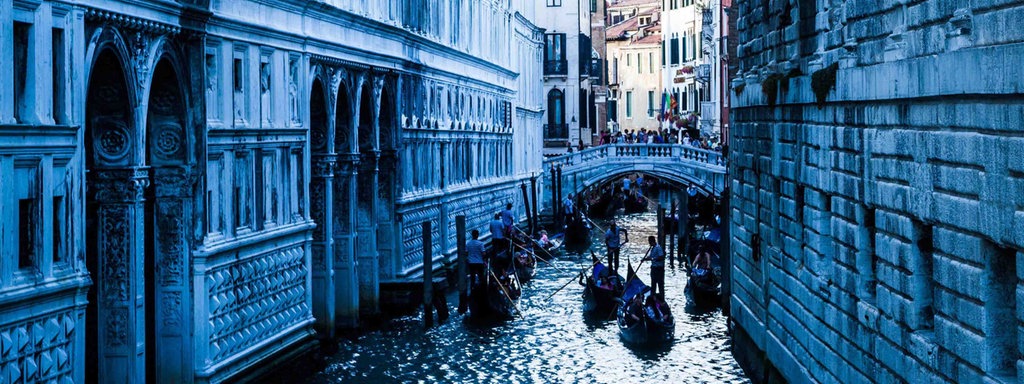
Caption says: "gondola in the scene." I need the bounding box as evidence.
[684,238,722,307]
[616,277,674,345]
[581,262,625,314]
[623,193,648,214]
[563,215,592,247]
[468,266,521,321]
[514,250,537,283]
[588,190,615,218]
[534,236,563,260]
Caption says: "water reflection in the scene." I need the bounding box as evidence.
[298,211,748,383]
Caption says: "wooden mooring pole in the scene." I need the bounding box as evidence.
[456,216,468,314]
[423,221,433,328]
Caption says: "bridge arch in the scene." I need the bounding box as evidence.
[542,144,728,212]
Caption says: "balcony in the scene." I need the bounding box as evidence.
[544,123,568,140]
[696,64,711,84]
[544,60,568,76]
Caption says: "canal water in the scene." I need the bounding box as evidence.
[299,211,748,383]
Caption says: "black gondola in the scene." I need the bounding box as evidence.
[588,190,614,218]
[514,250,537,283]
[468,266,521,321]
[623,193,648,214]
[563,215,591,247]
[685,237,722,307]
[616,277,674,345]
[581,262,625,314]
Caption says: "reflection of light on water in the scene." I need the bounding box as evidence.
[297,210,748,384]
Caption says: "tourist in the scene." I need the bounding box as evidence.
[467,229,486,286]
[644,236,666,298]
[563,193,575,219]
[605,221,628,272]
[490,213,507,256]
[501,203,515,234]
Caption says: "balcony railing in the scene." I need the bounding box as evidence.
[544,60,568,76]
[544,123,568,140]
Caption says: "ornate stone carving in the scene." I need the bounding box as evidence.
[206,245,308,364]
[289,58,301,125]
[129,31,152,104]
[310,179,326,242]
[152,166,196,199]
[0,311,77,382]
[106,308,128,347]
[98,124,131,160]
[100,206,130,304]
[153,123,185,160]
[156,201,186,285]
[161,291,183,329]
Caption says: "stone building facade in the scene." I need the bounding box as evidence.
[606,2,664,133]
[729,0,1024,383]
[538,0,596,154]
[0,0,544,383]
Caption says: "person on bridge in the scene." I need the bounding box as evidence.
[644,236,666,298]
[467,229,486,287]
[490,213,507,257]
[605,221,628,272]
[501,203,515,234]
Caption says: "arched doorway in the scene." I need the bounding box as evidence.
[144,56,191,384]
[355,79,379,314]
[85,47,140,384]
[332,75,359,327]
[85,45,192,383]
[308,76,336,335]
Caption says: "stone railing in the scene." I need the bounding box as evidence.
[543,144,726,170]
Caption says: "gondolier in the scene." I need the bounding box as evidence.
[467,230,486,287]
[605,221,628,272]
[644,236,666,298]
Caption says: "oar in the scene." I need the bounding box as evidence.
[545,259,601,302]
[488,267,524,319]
[509,241,568,274]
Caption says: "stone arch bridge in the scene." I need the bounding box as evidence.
[541,144,728,210]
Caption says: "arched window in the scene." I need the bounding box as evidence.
[547,88,564,125]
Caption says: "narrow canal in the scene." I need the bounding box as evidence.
[299,211,748,383]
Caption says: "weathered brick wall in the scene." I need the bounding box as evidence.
[729,0,1024,383]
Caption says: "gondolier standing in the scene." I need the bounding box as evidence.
[605,221,628,272]
[467,230,486,287]
[490,213,507,257]
[500,203,515,236]
[644,236,666,298]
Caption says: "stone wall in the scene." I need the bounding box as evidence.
[729,0,1024,383]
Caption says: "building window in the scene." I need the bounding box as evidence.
[626,54,631,67]
[591,0,597,12]
[547,88,566,139]
[637,54,642,73]
[547,0,562,6]
[52,28,66,124]
[649,52,654,73]
[625,91,633,118]
[13,22,30,122]
[544,34,567,75]
[670,37,680,65]
[647,91,655,118]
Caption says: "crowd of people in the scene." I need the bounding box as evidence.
[587,128,723,152]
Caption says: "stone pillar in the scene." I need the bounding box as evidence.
[91,167,149,384]
[376,152,398,279]
[150,166,195,383]
[357,152,379,314]
[333,155,359,327]
[310,155,336,336]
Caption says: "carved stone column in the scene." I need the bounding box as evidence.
[310,155,336,336]
[333,154,360,327]
[150,165,195,383]
[356,151,380,314]
[376,151,398,279]
[91,167,149,384]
